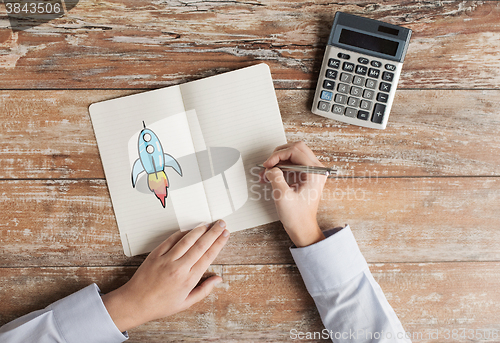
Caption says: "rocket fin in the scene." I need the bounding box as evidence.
[164,153,183,176]
[131,159,145,187]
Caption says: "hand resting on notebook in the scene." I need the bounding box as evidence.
[101,221,230,332]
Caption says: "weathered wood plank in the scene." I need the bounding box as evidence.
[0,89,499,179]
[1,263,499,342]
[0,1,499,89]
[1,177,499,267]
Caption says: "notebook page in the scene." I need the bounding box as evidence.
[89,87,211,256]
[179,63,287,232]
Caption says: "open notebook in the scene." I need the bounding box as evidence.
[89,64,287,256]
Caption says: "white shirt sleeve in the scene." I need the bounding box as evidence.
[290,226,411,343]
[0,284,128,343]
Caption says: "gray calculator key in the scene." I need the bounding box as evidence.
[377,92,389,103]
[337,83,349,94]
[350,86,362,97]
[334,93,347,104]
[345,107,357,117]
[372,103,386,124]
[382,71,394,82]
[342,62,355,72]
[385,64,396,71]
[323,79,335,90]
[332,104,345,115]
[363,89,374,100]
[348,97,360,107]
[365,79,377,89]
[340,73,353,83]
[352,76,364,86]
[328,59,340,69]
[379,82,391,92]
[368,68,380,79]
[325,69,338,80]
[318,101,330,112]
[357,110,370,121]
[360,100,372,110]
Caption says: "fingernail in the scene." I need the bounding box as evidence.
[218,220,226,228]
[222,229,230,237]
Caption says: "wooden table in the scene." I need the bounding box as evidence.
[1,1,499,342]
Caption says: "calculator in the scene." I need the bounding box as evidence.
[312,12,412,129]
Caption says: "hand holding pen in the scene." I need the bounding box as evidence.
[260,141,328,247]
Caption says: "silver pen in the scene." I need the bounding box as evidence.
[256,164,338,178]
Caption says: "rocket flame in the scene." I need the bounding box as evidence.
[148,171,169,208]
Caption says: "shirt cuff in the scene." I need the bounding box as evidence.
[48,284,128,343]
[290,225,368,295]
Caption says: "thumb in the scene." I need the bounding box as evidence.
[265,167,290,194]
[186,276,222,307]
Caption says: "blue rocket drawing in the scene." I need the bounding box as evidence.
[131,122,183,207]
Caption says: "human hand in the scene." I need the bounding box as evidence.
[262,142,327,247]
[102,221,229,332]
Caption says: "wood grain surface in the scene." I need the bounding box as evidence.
[1,0,499,341]
[1,263,499,342]
[0,1,499,89]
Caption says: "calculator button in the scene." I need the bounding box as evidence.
[371,60,382,68]
[379,82,391,92]
[365,79,377,89]
[338,53,350,59]
[371,103,386,124]
[323,80,335,90]
[328,59,340,69]
[342,62,355,72]
[385,64,396,71]
[332,104,345,115]
[357,110,370,120]
[360,100,372,110]
[320,90,333,101]
[352,76,364,86]
[345,108,357,118]
[334,94,347,104]
[350,86,362,97]
[325,69,338,80]
[362,89,374,100]
[355,65,367,75]
[382,71,394,82]
[340,73,353,84]
[317,101,330,112]
[357,57,369,64]
[368,68,380,79]
[337,83,349,94]
[377,93,389,103]
[348,97,360,107]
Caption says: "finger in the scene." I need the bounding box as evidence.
[272,143,293,152]
[165,223,210,261]
[182,220,228,265]
[190,227,230,275]
[150,230,188,257]
[292,141,322,163]
[265,167,291,197]
[184,275,222,308]
[263,145,312,169]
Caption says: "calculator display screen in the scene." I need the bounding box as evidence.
[339,29,399,57]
